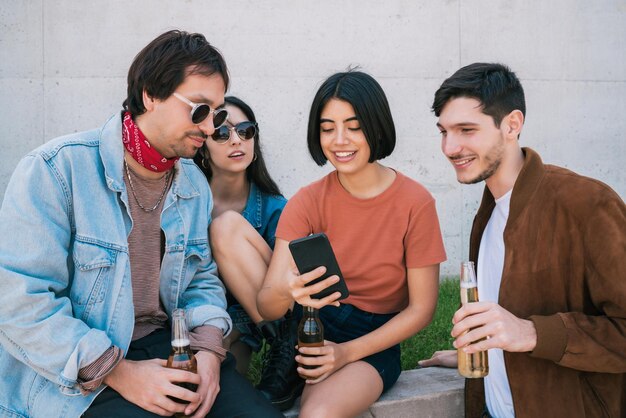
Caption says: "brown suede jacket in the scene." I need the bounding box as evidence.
[465,148,626,418]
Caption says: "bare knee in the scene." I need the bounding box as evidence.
[300,395,347,418]
[299,363,381,418]
[210,210,247,252]
[299,402,335,418]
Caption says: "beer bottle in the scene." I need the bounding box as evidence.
[457,261,489,378]
[297,306,324,378]
[166,309,198,418]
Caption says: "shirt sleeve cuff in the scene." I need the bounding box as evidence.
[189,325,227,362]
[528,314,567,363]
[77,345,124,395]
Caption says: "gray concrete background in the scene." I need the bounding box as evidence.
[1,1,625,276]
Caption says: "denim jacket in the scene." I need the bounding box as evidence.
[0,113,231,418]
[241,183,287,250]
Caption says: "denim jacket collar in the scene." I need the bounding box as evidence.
[241,182,263,228]
[99,112,201,199]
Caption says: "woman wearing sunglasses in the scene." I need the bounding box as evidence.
[193,97,302,410]
[254,70,447,417]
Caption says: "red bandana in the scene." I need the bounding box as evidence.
[122,112,178,172]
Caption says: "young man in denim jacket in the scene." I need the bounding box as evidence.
[0,30,281,418]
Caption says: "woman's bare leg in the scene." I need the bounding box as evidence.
[212,211,301,408]
[299,361,383,418]
[210,211,272,324]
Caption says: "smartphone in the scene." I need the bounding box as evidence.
[288,233,349,300]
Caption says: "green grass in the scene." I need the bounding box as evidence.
[247,344,267,384]
[400,278,458,370]
[247,278,458,383]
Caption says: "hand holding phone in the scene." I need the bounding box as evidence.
[288,233,349,300]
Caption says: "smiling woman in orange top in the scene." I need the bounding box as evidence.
[256,70,447,417]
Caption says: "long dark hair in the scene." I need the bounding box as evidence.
[194,96,282,196]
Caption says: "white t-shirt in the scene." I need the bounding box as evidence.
[477,189,515,418]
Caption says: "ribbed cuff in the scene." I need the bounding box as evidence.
[77,346,123,395]
[528,314,567,363]
[190,325,227,362]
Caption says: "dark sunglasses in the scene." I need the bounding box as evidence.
[211,121,258,143]
[172,92,228,127]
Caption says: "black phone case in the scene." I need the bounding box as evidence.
[288,233,349,300]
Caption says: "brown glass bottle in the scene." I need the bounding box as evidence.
[297,306,324,379]
[457,261,489,378]
[166,309,198,418]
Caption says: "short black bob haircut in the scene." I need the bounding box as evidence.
[123,30,229,117]
[307,70,396,166]
[432,62,525,128]
[194,96,282,197]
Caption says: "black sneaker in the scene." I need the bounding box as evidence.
[256,311,304,411]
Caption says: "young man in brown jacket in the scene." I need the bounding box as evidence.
[420,63,625,417]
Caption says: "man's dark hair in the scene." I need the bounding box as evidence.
[194,96,282,197]
[123,30,229,117]
[307,70,396,166]
[432,63,526,127]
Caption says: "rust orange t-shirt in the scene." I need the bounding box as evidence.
[276,170,447,314]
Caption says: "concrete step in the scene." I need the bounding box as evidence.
[283,366,464,417]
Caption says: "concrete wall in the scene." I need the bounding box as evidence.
[1,1,624,275]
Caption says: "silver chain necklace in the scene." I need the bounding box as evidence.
[124,160,172,212]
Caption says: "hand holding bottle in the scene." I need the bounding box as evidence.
[456,261,489,378]
[185,351,221,418]
[296,340,351,384]
[166,309,198,417]
[295,305,350,384]
[103,358,201,416]
[452,301,538,354]
[297,306,324,379]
